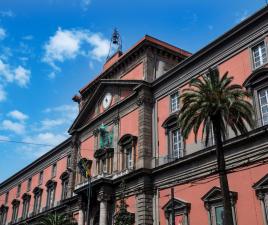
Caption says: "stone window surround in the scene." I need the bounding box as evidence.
[21,193,31,219]
[243,67,268,127]
[162,113,184,160]
[11,199,20,223]
[250,39,268,70]
[0,205,8,225]
[45,180,57,209]
[201,186,237,225]
[253,173,268,225]
[60,171,69,200]
[33,187,43,214]
[118,134,138,171]
[169,90,179,114]
[162,198,191,225]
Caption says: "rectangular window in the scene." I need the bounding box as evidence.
[33,194,42,214]
[17,184,21,197]
[252,41,267,69]
[51,163,57,178]
[5,192,8,205]
[126,147,133,169]
[67,155,71,168]
[170,92,179,113]
[61,180,69,200]
[47,187,55,208]
[0,208,7,225]
[27,178,32,192]
[259,88,268,125]
[11,204,19,223]
[215,206,224,225]
[39,171,43,185]
[22,200,30,219]
[172,129,182,159]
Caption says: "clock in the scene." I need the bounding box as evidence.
[102,93,112,109]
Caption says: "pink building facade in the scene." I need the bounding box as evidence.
[1,6,268,225]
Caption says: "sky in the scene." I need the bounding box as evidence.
[0,0,266,182]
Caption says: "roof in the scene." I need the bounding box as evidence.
[79,35,191,95]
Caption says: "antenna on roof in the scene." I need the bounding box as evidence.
[106,28,122,60]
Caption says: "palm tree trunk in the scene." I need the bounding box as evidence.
[212,115,234,225]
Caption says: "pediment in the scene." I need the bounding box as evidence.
[253,173,268,190]
[69,79,145,133]
[201,186,237,204]
[162,198,190,217]
[243,67,268,88]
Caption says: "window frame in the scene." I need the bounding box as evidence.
[39,171,43,186]
[21,194,31,220]
[51,163,57,178]
[16,184,21,197]
[27,178,32,192]
[251,40,268,70]
[0,205,8,225]
[170,91,180,113]
[33,187,43,215]
[11,200,20,223]
[258,87,268,126]
[46,180,57,209]
[170,128,183,159]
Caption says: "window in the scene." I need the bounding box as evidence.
[252,41,267,69]
[22,194,31,219]
[17,184,21,197]
[170,92,179,113]
[259,88,268,125]
[253,173,268,225]
[172,129,182,159]
[67,155,71,168]
[27,178,32,192]
[51,163,57,178]
[4,192,8,205]
[39,171,43,185]
[118,134,137,171]
[0,205,8,225]
[46,180,56,209]
[162,114,184,164]
[126,146,133,169]
[60,172,69,200]
[163,198,190,225]
[202,187,237,225]
[33,187,43,215]
[11,200,20,223]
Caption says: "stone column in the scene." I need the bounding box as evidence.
[97,189,111,225]
[136,192,153,225]
[78,209,85,225]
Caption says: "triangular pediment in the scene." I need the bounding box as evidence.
[253,173,268,190]
[162,198,190,212]
[69,79,146,133]
[201,186,237,203]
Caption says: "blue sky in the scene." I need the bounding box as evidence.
[0,0,265,182]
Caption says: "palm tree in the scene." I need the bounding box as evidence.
[36,212,77,225]
[178,68,254,225]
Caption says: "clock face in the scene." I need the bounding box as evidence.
[102,93,112,109]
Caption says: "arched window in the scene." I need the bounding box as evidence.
[46,180,57,209]
[60,171,70,200]
[21,193,31,219]
[0,205,8,225]
[11,199,20,223]
[201,187,237,225]
[118,134,137,170]
[33,187,43,215]
[243,67,268,126]
[162,113,183,162]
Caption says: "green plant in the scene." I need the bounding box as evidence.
[178,68,254,225]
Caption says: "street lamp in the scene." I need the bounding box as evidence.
[77,158,93,225]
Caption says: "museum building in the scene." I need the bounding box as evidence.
[1,5,268,225]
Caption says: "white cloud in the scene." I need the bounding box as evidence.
[8,110,28,121]
[0,10,15,18]
[235,10,249,23]
[14,66,30,87]
[2,120,25,134]
[22,132,67,157]
[0,85,6,102]
[44,104,78,120]
[82,0,91,10]
[0,135,9,141]
[43,28,109,77]
[40,118,65,130]
[0,28,6,40]
[0,59,30,86]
